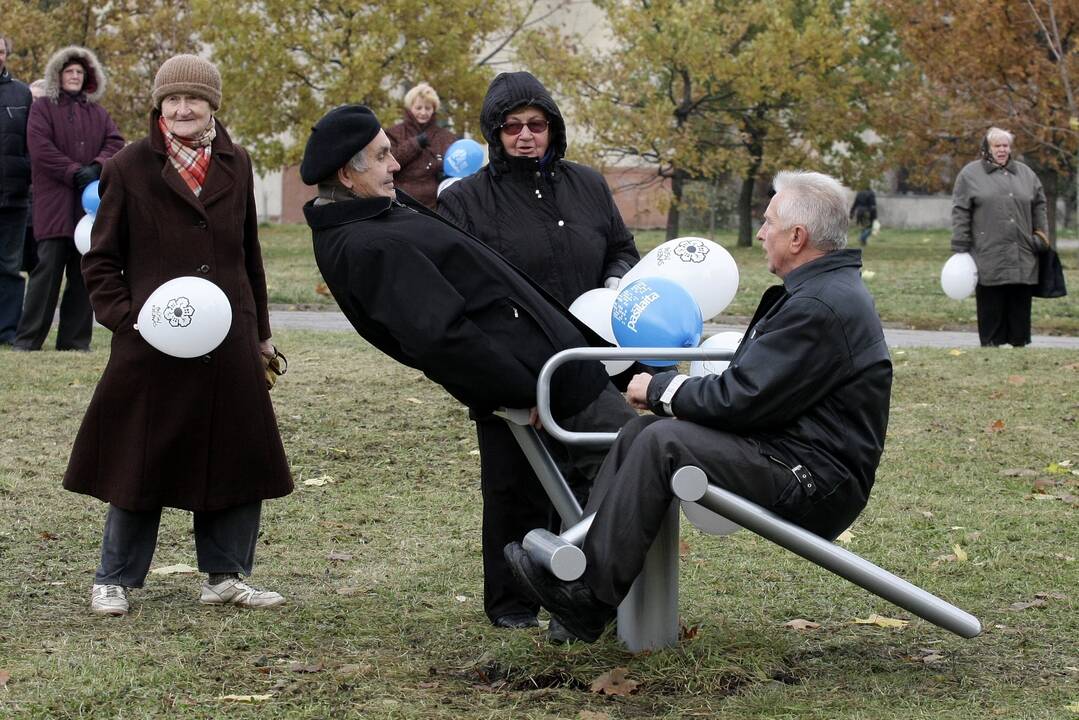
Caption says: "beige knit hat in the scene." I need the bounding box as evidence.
[152,54,221,110]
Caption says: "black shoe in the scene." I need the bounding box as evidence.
[503,542,615,644]
[547,617,578,645]
[492,612,539,630]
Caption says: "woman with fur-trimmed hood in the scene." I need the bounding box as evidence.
[13,45,124,351]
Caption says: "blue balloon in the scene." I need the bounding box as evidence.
[611,277,703,366]
[82,180,101,215]
[443,139,485,178]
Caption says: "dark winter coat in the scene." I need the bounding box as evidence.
[385,110,456,210]
[306,190,610,419]
[647,250,893,533]
[951,157,1047,286]
[438,71,638,307]
[0,68,32,208]
[64,112,292,512]
[849,189,877,227]
[28,46,124,241]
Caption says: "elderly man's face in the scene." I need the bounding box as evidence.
[341,130,401,199]
[757,193,798,278]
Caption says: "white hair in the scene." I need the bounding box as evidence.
[772,171,849,251]
[986,126,1014,145]
[346,146,369,173]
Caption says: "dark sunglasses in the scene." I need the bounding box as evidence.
[500,119,549,136]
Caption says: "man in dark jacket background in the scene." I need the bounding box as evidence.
[0,34,32,345]
[13,46,123,352]
[301,107,635,627]
[506,170,894,643]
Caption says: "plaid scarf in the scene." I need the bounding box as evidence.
[159,116,215,197]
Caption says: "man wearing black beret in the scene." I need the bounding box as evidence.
[302,105,635,639]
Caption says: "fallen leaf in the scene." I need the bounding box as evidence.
[303,476,334,487]
[953,544,968,562]
[1007,375,1026,385]
[911,647,945,664]
[1000,468,1038,477]
[406,397,424,405]
[327,551,352,562]
[679,622,700,640]
[948,349,965,356]
[314,282,331,297]
[454,595,469,603]
[217,694,273,702]
[1009,599,1048,611]
[590,667,639,696]
[39,531,59,541]
[150,563,198,575]
[852,613,909,628]
[784,618,821,631]
[0,670,9,688]
[1046,462,1073,475]
[337,663,373,675]
[418,681,439,689]
[1034,592,1067,600]
[288,662,324,673]
[921,510,935,519]
[835,529,854,545]
[1032,478,1058,493]
[469,450,480,456]
[861,270,876,279]
[579,712,611,720]
[1053,553,1076,562]
[988,419,1005,433]
[679,540,691,558]
[336,586,364,596]
[1065,701,1079,713]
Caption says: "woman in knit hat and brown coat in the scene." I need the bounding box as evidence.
[65,54,293,616]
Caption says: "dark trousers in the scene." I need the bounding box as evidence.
[13,236,92,350]
[478,383,636,622]
[0,208,28,344]
[975,283,1033,347]
[94,501,262,588]
[581,416,857,607]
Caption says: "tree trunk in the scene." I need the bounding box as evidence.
[737,175,756,247]
[1043,166,1058,246]
[737,109,766,247]
[665,169,687,240]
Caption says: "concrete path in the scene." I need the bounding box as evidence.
[269,309,1079,349]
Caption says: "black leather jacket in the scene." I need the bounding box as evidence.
[648,249,892,514]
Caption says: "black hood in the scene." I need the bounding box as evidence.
[480,71,567,172]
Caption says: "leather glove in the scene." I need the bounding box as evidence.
[73,163,101,190]
[416,132,429,149]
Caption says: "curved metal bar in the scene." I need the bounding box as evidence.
[537,347,734,447]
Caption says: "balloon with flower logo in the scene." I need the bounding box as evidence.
[442,139,485,178]
[621,237,739,320]
[135,277,232,358]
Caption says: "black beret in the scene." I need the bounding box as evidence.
[300,104,382,185]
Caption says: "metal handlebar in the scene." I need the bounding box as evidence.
[536,347,734,447]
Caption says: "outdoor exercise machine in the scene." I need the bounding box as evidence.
[500,347,982,652]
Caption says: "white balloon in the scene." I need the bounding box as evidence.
[74,214,94,255]
[622,237,739,320]
[136,277,232,358]
[941,253,978,300]
[437,176,462,197]
[688,330,743,377]
[568,287,633,375]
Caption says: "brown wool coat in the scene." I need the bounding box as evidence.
[63,113,292,512]
[385,110,457,210]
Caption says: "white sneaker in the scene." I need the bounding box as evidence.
[200,578,285,608]
[90,584,129,616]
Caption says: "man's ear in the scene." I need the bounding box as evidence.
[337,166,354,190]
[789,225,810,254]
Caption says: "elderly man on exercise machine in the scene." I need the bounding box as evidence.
[505,170,894,642]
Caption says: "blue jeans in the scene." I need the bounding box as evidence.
[0,207,28,344]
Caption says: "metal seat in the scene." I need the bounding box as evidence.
[505,347,981,651]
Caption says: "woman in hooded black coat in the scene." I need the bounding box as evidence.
[438,71,639,631]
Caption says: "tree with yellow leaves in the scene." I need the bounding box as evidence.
[519,0,897,244]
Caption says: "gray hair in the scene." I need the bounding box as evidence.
[772,170,849,252]
[346,146,369,173]
[986,126,1014,145]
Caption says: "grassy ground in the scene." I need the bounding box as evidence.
[1,330,1076,718]
[259,224,1079,334]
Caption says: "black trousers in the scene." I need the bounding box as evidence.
[478,383,636,622]
[975,283,1033,347]
[581,416,859,607]
[94,501,262,588]
[13,237,92,351]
